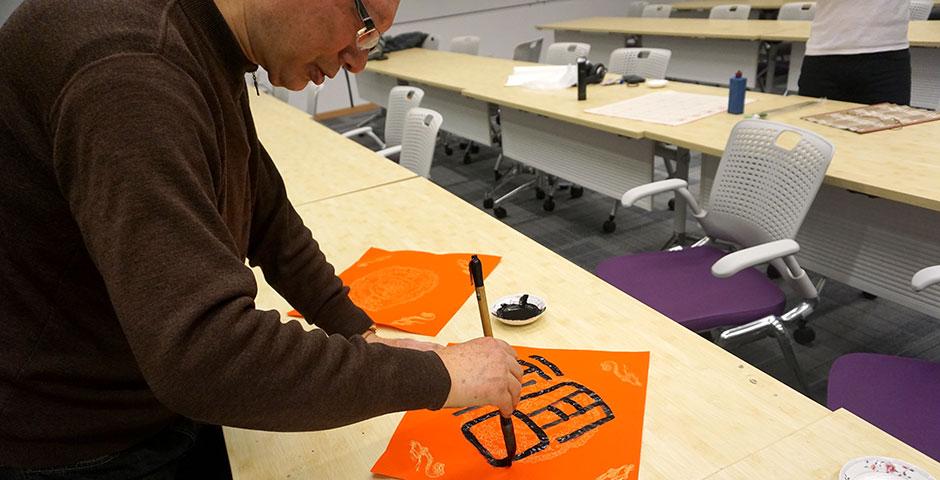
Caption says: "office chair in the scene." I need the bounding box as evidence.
[607,48,670,78]
[641,4,672,18]
[306,83,322,120]
[342,86,424,153]
[709,4,752,19]
[910,0,932,20]
[512,38,543,63]
[826,264,940,461]
[596,120,835,393]
[603,48,673,233]
[443,36,482,161]
[450,35,480,55]
[396,108,443,179]
[763,3,816,93]
[545,42,591,65]
[627,1,649,17]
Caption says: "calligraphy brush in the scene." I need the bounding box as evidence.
[469,255,517,467]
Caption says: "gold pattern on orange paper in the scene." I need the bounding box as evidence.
[595,464,636,480]
[601,361,643,387]
[392,312,437,327]
[409,441,445,478]
[348,266,439,311]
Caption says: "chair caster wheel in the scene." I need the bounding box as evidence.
[543,199,555,212]
[494,171,503,182]
[794,326,815,345]
[444,146,453,155]
[483,198,494,209]
[602,220,616,233]
[470,144,480,154]
[766,264,781,279]
[862,291,878,300]
[668,198,675,211]
[535,188,546,200]
[494,206,507,219]
[459,141,468,149]
[462,156,473,165]
[571,186,584,199]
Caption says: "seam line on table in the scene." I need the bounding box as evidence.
[293,175,420,207]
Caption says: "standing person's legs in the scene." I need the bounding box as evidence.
[850,49,912,105]
[799,54,855,101]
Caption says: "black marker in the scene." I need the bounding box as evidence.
[468,255,517,467]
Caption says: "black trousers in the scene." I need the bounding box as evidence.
[798,48,912,105]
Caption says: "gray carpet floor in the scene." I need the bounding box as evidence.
[322,110,940,405]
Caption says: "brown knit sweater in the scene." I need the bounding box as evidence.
[0,0,450,468]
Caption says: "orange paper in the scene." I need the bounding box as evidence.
[372,346,650,480]
[289,248,500,336]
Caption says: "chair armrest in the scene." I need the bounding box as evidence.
[912,265,940,291]
[621,179,704,217]
[341,126,372,138]
[711,239,800,278]
[376,145,402,158]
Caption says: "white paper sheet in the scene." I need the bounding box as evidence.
[505,65,576,90]
[585,91,755,126]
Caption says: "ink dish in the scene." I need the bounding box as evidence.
[491,293,547,326]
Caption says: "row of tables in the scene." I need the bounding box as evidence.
[225,92,940,478]
[358,48,940,319]
[536,17,940,108]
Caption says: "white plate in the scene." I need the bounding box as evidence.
[840,456,936,480]
[490,293,546,326]
[647,79,669,88]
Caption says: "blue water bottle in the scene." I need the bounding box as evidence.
[728,70,746,114]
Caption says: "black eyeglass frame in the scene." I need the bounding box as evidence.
[354,0,380,51]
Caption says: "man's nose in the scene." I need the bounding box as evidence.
[340,46,368,73]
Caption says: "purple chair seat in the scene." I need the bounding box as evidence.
[828,353,940,461]
[595,245,786,331]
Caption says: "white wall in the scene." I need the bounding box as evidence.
[304,0,632,115]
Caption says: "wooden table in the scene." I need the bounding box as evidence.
[224,177,831,479]
[463,74,940,318]
[248,93,416,206]
[706,409,940,479]
[359,49,531,147]
[538,17,940,107]
[537,17,804,89]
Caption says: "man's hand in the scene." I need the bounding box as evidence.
[363,330,443,352]
[435,338,523,416]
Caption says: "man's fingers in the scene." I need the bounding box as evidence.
[508,355,524,380]
[508,375,522,409]
[497,391,515,417]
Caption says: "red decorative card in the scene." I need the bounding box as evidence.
[372,347,650,479]
[289,248,500,336]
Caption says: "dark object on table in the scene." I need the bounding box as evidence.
[622,74,645,85]
[496,294,543,321]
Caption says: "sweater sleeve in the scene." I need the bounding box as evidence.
[245,140,370,338]
[49,54,450,431]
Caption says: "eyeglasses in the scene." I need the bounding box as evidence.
[354,0,380,51]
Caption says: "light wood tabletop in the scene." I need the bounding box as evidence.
[671,0,790,10]
[364,48,531,93]
[705,409,940,479]
[248,92,416,206]
[462,76,940,213]
[224,177,831,479]
[537,17,940,47]
[537,17,803,41]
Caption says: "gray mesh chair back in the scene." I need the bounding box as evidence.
[777,2,815,20]
[910,0,932,20]
[512,38,543,62]
[641,4,672,17]
[608,48,671,78]
[627,1,649,16]
[545,42,591,65]
[700,119,834,248]
[709,4,752,19]
[306,84,321,119]
[384,86,425,147]
[422,34,439,50]
[450,35,480,55]
[399,108,443,179]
